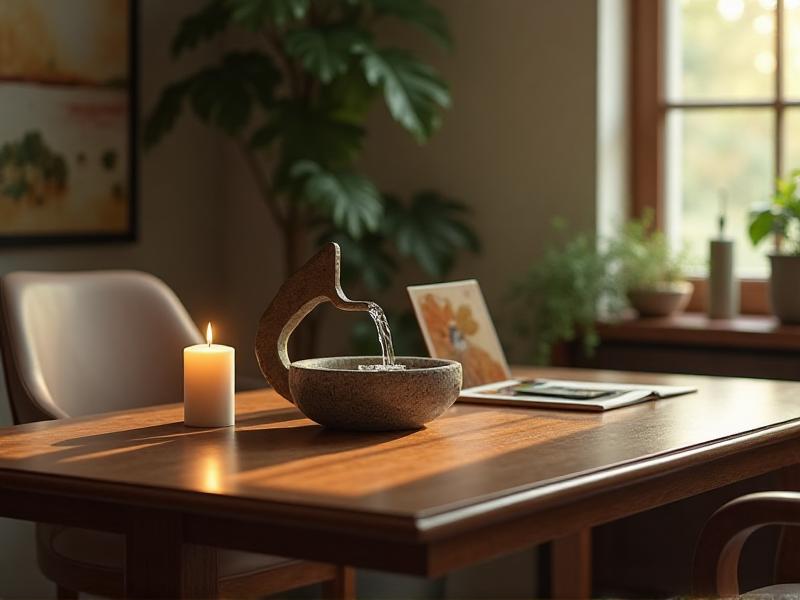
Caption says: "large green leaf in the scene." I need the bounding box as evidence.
[787,197,800,221]
[143,81,192,149]
[284,27,370,83]
[291,161,382,238]
[144,52,280,146]
[224,51,282,109]
[252,102,364,173]
[189,70,251,134]
[171,0,230,58]
[190,52,280,133]
[368,0,451,48]
[249,122,281,149]
[227,0,309,29]
[319,69,378,124]
[776,177,798,206]
[360,48,450,142]
[384,191,479,277]
[749,210,775,246]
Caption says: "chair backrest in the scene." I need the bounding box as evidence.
[0,271,203,424]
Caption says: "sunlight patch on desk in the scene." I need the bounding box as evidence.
[234,409,599,497]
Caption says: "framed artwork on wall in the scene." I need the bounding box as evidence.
[0,0,137,245]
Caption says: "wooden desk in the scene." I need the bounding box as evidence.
[0,367,799,598]
[559,317,800,594]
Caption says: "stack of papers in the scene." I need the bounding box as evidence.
[460,378,697,412]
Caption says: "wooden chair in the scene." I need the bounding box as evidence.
[693,491,800,597]
[0,270,354,599]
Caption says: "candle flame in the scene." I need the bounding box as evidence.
[206,322,213,346]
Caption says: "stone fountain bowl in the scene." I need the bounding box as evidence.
[289,356,462,431]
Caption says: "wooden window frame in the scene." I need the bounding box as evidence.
[630,0,798,315]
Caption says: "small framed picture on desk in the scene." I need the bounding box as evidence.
[407,279,510,388]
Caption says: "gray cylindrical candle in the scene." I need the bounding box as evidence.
[708,239,738,319]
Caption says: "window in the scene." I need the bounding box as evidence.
[632,0,800,279]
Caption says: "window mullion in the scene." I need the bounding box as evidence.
[776,0,785,179]
[631,0,665,228]
[633,0,777,291]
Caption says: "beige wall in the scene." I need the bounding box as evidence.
[0,1,226,597]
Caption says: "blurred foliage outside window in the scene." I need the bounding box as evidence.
[665,0,800,276]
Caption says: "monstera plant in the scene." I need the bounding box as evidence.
[144,0,478,352]
[145,0,479,354]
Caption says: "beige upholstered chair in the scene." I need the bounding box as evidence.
[0,270,353,599]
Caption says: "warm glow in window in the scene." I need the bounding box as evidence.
[664,0,800,276]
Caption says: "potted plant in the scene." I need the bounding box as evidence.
[509,215,692,365]
[609,215,692,317]
[509,223,624,364]
[749,169,800,323]
[145,0,479,353]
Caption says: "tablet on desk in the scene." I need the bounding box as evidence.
[460,379,696,412]
[511,383,616,400]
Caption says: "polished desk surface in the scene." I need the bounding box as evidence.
[1,366,799,550]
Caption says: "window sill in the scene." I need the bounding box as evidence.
[597,312,800,352]
[685,277,769,315]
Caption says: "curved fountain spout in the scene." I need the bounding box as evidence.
[255,242,371,402]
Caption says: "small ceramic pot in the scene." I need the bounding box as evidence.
[289,356,462,431]
[769,255,800,323]
[627,281,694,318]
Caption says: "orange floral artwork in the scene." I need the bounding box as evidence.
[411,281,509,388]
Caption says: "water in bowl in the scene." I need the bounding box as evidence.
[357,302,407,371]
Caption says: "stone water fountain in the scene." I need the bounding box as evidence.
[255,243,462,431]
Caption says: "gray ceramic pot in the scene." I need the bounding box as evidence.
[769,255,800,323]
[289,356,462,431]
[627,281,693,317]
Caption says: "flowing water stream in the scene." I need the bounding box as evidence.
[357,302,407,371]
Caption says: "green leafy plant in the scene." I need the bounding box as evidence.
[749,169,800,255]
[509,223,623,365]
[145,0,479,351]
[608,212,688,293]
[509,214,690,364]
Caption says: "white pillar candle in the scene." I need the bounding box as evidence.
[708,239,738,319]
[184,323,235,427]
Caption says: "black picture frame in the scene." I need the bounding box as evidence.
[0,0,138,246]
